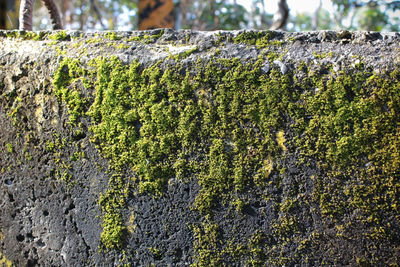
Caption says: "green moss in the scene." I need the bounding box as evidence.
[53,54,299,252]
[85,37,103,44]
[105,32,122,41]
[52,50,400,264]
[5,143,13,153]
[5,31,18,38]
[148,247,163,260]
[44,133,80,186]
[171,46,198,60]
[232,31,283,48]
[276,130,287,152]
[312,51,334,59]
[126,29,164,44]
[7,96,22,125]
[4,31,48,40]
[53,58,88,124]
[98,174,129,249]
[48,30,69,41]
[20,31,39,40]
[192,215,222,266]
[0,251,13,267]
[115,43,130,49]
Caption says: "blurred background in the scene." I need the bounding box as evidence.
[1,0,399,32]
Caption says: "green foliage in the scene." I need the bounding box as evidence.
[24,0,399,32]
[357,5,388,31]
[288,9,334,31]
[180,0,249,30]
[331,0,398,30]
[289,12,313,31]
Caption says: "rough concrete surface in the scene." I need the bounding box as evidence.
[0,29,399,266]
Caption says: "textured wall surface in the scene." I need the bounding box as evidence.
[0,29,399,266]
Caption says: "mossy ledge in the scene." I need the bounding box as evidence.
[0,30,400,266]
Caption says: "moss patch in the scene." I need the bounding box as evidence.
[52,51,400,265]
[231,31,284,48]
[0,251,13,267]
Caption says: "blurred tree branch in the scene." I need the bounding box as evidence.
[270,0,289,30]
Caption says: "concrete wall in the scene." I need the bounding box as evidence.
[0,29,399,266]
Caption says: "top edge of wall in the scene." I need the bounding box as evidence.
[1,28,399,44]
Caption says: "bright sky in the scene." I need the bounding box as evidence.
[237,0,334,15]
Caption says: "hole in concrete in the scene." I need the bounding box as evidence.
[175,248,183,259]
[26,232,34,239]
[72,130,86,141]
[243,204,257,217]
[16,234,25,242]
[36,239,45,248]
[27,258,38,267]
[253,201,261,208]
[64,202,75,215]
[43,210,49,216]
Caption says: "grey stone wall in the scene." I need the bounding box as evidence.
[0,29,399,266]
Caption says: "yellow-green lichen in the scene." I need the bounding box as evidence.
[0,251,13,267]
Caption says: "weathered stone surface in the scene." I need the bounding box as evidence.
[0,29,399,266]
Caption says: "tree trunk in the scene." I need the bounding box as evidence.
[260,0,269,28]
[138,0,174,30]
[312,0,322,30]
[270,0,289,30]
[90,0,105,29]
[209,0,218,30]
[19,0,34,30]
[41,0,63,29]
[19,0,63,30]
[61,0,71,28]
[0,0,6,29]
